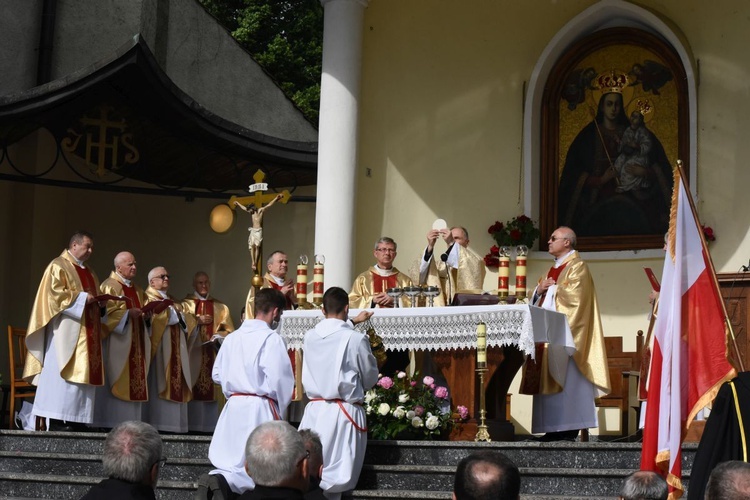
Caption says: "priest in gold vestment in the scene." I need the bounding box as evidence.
[349,237,412,376]
[182,271,235,432]
[144,266,198,433]
[244,251,297,318]
[24,231,104,430]
[93,251,151,429]
[521,227,610,441]
[419,226,486,306]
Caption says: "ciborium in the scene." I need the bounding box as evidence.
[423,286,440,307]
[386,287,403,308]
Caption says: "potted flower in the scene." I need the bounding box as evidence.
[365,372,469,440]
[485,215,540,267]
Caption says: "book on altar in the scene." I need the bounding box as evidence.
[643,267,661,292]
[141,299,174,315]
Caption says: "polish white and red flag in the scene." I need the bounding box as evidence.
[640,165,736,499]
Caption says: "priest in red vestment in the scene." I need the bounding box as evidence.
[182,271,235,432]
[93,251,150,429]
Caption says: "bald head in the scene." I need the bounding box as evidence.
[547,226,576,258]
[193,271,211,298]
[114,252,137,280]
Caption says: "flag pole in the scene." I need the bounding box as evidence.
[675,160,744,371]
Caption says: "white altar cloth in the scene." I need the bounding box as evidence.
[278,305,574,371]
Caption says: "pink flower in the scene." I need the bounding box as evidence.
[377,377,394,390]
[414,405,425,416]
[397,371,407,379]
[434,386,449,399]
[422,376,434,386]
[410,381,417,387]
[457,405,469,420]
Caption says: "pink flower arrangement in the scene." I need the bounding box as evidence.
[365,373,463,440]
[377,377,394,390]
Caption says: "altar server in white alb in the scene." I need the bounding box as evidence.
[299,287,379,499]
[207,287,294,496]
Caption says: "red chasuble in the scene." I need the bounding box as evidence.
[193,299,216,401]
[73,265,104,386]
[121,284,148,401]
[167,323,186,402]
[370,271,400,308]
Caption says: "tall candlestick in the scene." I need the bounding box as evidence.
[498,256,510,296]
[476,322,487,365]
[515,245,528,301]
[296,255,309,304]
[515,255,526,297]
[312,254,325,305]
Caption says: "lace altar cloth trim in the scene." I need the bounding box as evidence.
[278,305,570,355]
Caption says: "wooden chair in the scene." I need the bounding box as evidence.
[7,325,36,429]
[595,331,644,437]
[581,331,643,441]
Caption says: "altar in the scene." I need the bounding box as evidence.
[279,304,574,440]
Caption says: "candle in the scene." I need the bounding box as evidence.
[313,254,325,304]
[476,322,487,364]
[515,255,527,297]
[498,256,510,295]
[296,255,308,303]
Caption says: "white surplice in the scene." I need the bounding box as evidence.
[93,311,145,428]
[208,319,294,494]
[33,292,96,423]
[299,318,379,499]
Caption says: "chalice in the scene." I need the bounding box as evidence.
[386,287,403,308]
[423,286,440,307]
[403,285,423,308]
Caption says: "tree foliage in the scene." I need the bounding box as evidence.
[199,0,323,124]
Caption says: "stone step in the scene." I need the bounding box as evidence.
[364,439,697,470]
[0,451,211,482]
[0,430,699,498]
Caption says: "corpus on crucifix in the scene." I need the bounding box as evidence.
[230,170,290,287]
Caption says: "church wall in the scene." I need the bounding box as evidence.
[357,0,750,434]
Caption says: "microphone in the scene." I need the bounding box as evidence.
[441,243,454,263]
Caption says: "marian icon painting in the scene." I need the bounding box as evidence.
[540,27,689,252]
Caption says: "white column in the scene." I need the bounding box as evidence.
[314,0,368,289]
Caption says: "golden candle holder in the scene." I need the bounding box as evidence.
[475,321,491,442]
[475,364,491,442]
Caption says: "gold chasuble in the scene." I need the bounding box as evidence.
[181,295,235,401]
[520,251,610,396]
[349,266,413,309]
[100,272,150,401]
[145,287,197,403]
[421,245,486,307]
[24,250,104,386]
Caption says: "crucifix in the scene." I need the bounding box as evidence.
[229,169,291,287]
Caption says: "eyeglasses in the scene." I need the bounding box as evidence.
[153,457,167,468]
[155,274,170,280]
[549,236,568,242]
[375,248,396,254]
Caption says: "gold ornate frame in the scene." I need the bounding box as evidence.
[540,27,689,252]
